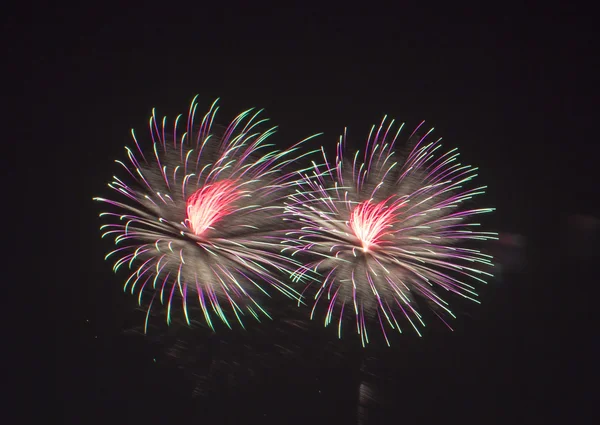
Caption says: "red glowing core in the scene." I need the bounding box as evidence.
[185,180,241,236]
[349,198,404,252]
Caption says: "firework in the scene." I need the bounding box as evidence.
[283,118,497,346]
[94,96,317,332]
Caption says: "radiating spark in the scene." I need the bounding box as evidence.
[95,97,321,331]
[283,118,497,346]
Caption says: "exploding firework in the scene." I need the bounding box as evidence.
[284,118,497,346]
[94,96,317,332]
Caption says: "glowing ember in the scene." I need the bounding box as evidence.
[349,198,404,252]
[186,180,241,236]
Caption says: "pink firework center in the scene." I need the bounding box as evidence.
[185,180,242,236]
[349,197,406,252]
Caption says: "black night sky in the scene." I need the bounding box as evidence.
[13,3,597,424]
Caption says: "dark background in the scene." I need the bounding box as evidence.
[11,3,597,424]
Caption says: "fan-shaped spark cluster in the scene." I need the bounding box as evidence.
[185,180,242,236]
[94,97,317,332]
[283,119,497,346]
[349,197,406,253]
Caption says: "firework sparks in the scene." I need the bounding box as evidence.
[94,96,318,332]
[283,118,497,346]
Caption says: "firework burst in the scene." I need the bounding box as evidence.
[94,96,318,332]
[284,118,497,346]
